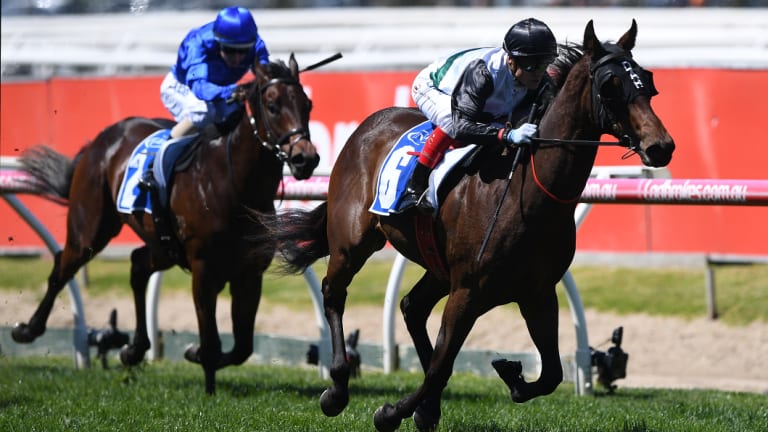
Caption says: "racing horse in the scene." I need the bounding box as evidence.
[261,21,673,431]
[11,54,320,394]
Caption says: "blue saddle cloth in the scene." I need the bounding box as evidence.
[115,130,196,214]
[369,121,477,215]
[116,130,169,214]
[369,121,433,215]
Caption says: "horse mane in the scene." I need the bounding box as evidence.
[547,42,585,90]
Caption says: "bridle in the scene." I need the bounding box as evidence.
[587,45,657,150]
[242,74,311,165]
[223,68,311,198]
[527,47,658,203]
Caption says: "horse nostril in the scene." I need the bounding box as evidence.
[644,140,674,167]
[290,154,307,168]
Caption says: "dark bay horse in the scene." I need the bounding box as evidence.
[12,54,319,394]
[262,21,673,431]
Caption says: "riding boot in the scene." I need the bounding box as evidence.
[148,188,173,245]
[135,169,172,246]
[397,162,431,213]
[396,126,457,213]
[137,169,158,192]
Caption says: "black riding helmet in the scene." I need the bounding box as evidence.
[503,18,557,60]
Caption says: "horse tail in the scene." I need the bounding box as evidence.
[267,202,329,274]
[17,145,77,203]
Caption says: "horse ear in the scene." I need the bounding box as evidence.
[583,20,607,61]
[617,19,638,52]
[289,52,299,78]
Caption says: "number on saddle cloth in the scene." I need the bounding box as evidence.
[369,121,477,215]
[116,129,170,215]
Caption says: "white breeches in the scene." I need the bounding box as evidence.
[411,67,455,137]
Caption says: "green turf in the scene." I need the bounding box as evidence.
[1,356,765,432]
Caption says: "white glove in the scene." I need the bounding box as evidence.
[502,123,538,145]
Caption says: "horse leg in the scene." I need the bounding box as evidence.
[13,198,120,343]
[400,272,449,372]
[11,249,84,342]
[375,288,477,432]
[495,288,563,403]
[319,237,383,417]
[220,265,264,367]
[184,259,226,394]
[119,246,173,366]
[318,274,351,417]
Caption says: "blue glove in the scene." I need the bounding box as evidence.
[501,123,538,145]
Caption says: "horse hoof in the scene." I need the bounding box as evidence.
[119,345,145,366]
[184,344,202,364]
[373,403,402,432]
[11,322,42,343]
[414,405,440,432]
[319,387,348,417]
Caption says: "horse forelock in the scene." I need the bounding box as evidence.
[264,60,295,80]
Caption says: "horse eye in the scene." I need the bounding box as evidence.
[268,102,279,115]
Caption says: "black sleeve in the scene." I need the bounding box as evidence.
[450,59,501,146]
[507,78,554,127]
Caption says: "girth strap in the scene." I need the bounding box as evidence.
[413,213,449,281]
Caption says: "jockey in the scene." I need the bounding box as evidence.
[400,17,557,213]
[138,6,268,202]
[159,6,270,139]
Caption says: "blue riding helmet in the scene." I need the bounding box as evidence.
[213,6,258,48]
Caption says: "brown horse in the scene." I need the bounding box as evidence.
[261,21,674,431]
[11,54,319,394]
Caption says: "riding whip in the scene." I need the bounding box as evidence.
[476,103,537,263]
[300,52,343,73]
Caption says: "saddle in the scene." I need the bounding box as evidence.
[138,118,237,259]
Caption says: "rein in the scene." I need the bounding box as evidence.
[521,46,652,204]
[526,136,639,204]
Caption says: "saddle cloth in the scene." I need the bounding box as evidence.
[115,130,196,214]
[369,121,477,215]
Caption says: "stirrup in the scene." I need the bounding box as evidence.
[414,190,434,213]
[393,189,431,214]
[137,171,157,192]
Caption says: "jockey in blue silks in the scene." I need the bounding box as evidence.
[159,6,270,140]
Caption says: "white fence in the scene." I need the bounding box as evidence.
[2,7,767,78]
[4,158,768,393]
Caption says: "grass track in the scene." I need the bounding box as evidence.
[2,356,766,432]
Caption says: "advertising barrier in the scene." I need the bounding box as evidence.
[2,69,767,256]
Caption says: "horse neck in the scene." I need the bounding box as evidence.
[224,117,282,203]
[532,60,600,202]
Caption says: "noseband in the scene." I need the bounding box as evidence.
[243,76,311,164]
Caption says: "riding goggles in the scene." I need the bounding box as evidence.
[514,55,553,73]
[221,44,251,55]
